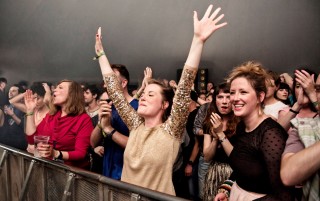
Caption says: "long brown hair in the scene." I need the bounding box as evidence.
[49,80,86,115]
[203,83,239,137]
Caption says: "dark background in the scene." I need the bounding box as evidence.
[0,0,319,89]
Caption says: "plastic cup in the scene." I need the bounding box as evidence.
[34,136,50,157]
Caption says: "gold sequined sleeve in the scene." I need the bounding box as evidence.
[162,65,197,140]
[103,73,143,130]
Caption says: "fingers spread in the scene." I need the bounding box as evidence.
[203,4,214,19]
[209,7,221,20]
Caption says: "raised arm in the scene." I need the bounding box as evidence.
[9,92,26,113]
[42,83,52,107]
[24,89,38,135]
[185,5,227,68]
[134,67,152,99]
[162,5,227,139]
[95,27,142,130]
[295,70,318,105]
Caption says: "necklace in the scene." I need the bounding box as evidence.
[86,107,99,118]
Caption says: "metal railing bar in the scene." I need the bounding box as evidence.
[0,144,190,201]
[19,159,36,201]
[0,149,8,174]
[61,172,75,201]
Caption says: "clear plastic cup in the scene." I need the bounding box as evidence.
[34,136,50,157]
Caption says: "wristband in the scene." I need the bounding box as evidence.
[54,150,63,160]
[93,51,105,60]
[107,129,116,139]
[289,108,299,114]
[187,160,193,166]
[25,111,34,116]
[219,136,227,143]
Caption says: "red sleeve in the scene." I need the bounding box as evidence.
[67,114,93,161]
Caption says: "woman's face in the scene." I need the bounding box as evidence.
[207,83,213,91]
[33,93,45,109]
[215,90,231,115]
[230,77,262,118]
[138,84,166,119]
[53,82,70,106]
[276,88,289,101]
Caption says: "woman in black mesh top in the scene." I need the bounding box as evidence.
[214,61,294,201]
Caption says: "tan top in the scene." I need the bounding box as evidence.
[103,66,197,195]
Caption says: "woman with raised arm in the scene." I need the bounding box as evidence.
[25,80,93,169]
[94,5,227,195]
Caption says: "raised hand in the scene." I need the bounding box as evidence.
[142,67,152,87]
[193,5,227,42]
[296,86,304,106]
[24,89,37,113]
[295,70,315,96]
[210,112,223,134]
[3,105,14,116]
[95,27,105,56]
[42,83,51,93]
[98,100,112,128]
[169,80,177,89]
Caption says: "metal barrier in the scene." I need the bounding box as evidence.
[0,144,189,201]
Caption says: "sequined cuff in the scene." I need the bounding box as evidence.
[163,66,197,140]
[103,73,143,130]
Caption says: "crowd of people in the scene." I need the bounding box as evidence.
[0,4,320,201]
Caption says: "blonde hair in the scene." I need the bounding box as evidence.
[226,61,268,103]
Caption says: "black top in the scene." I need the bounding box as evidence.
[215,131,236,164]
[183,107,199,165]
[229,118,293,201]
[0,106,27,150]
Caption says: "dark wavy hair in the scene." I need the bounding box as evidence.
[203,83,239,137]
[30,82,46,97]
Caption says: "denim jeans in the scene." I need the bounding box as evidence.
[198,155,210,199]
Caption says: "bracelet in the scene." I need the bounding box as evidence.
[97,123,102,130]
[312,101,319,108]
[219,136,227,143]
[25,111,34,116]
[54,150,63,160]
[187,160,193,165]
[107,129,116,139]
[218,179,234,198]
[101,129,107,138]
[217,188,230,198]
[93,51,105,60]
[289,108,299,114]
